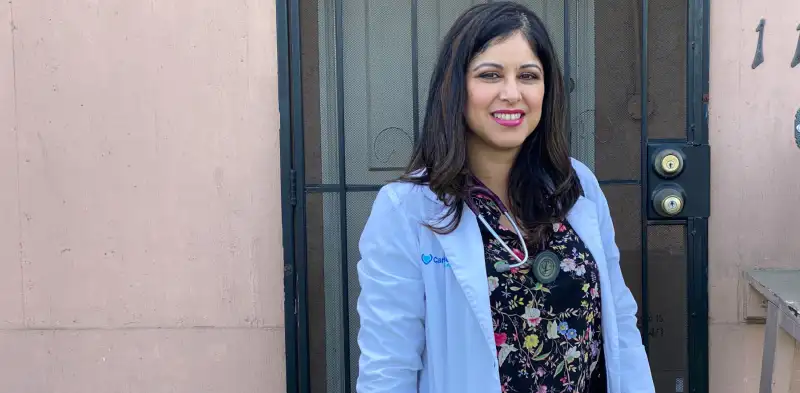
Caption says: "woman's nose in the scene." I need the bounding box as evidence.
[500,79,522,103]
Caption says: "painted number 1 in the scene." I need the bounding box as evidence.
[791,24,800,68]
[752,18,765,69]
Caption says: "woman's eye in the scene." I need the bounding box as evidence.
[479,72,501,79]
[520,72,540,81]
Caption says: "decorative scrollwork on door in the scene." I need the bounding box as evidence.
[369,126,414,171]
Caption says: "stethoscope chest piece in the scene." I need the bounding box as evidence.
[532,250,560,284]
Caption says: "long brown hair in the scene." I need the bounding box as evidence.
[399,1,582,247]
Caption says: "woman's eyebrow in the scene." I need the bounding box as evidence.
[520,63,543,72]
[471,62,503,71]
[471,62,542,71]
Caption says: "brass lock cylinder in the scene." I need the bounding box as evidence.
[652,186,685,217]
[653,149,684,178]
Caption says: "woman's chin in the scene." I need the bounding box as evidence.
[484,132,532,151]
[486,139,527,152]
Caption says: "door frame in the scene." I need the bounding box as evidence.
[685,1,711,392]
[276,0,711,392]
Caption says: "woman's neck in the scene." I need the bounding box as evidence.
[468,140,518,208]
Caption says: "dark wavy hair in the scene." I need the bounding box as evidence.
[400,1,582,247]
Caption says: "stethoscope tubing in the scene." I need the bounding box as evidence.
[466,185,530,271]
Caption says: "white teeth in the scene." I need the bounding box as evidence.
[493,113,522,121]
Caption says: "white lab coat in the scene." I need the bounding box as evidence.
[355,158,655,393]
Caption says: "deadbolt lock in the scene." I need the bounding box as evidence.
[653,149,684,178]
[652,186,685,217]
[646,142,709,220]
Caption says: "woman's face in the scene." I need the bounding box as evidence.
[465,31,545,154]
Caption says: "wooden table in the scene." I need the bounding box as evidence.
[743,268,800,393]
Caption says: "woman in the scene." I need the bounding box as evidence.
[355,2,654,393]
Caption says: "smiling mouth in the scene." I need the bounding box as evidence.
[491,111,525,126]
[493,113,523,121]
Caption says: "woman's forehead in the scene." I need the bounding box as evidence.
[470,33,541,67]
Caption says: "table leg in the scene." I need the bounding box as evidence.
[759,301,780,393]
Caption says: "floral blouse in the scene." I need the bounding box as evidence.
[471,189,606,393]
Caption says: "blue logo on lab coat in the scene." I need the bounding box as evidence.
[421,254,450,267]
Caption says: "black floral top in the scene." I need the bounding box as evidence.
[471,189,606,393]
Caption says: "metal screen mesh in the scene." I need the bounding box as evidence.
[308,0,609,188]
[647,225,689,393]
[601,184,643,313]
[305,193,347,393]
[647,0,687,140]
[299,0,693,392]
[567,0,597,169]
[593,1,643,181]
[303,0,692,185]
[304,0,341,185]
[342,0,416,184]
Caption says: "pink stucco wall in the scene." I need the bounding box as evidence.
[0,1,286,391]
[708,0,800,392]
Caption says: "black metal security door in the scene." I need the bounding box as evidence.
[277,1,710,392]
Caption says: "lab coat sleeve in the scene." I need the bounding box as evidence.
[355,186,425,393]
[592,178,656,393]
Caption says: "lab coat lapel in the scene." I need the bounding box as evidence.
[430,204,496,357]
[566,196,606,273]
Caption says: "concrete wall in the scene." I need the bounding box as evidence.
[0,1,286,392]
[708,0,800,392]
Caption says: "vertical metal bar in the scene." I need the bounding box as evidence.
[334,0,352,390]
[285,0,311,390]
[639,0,650,352]
[759,301,780,393]
[686,0,696,143]
[288,0,311,389]
[687,218,709,393]
[686,0,697,143]
[687,0,710,146]
[700,0,709,145]
[412,0,420,142]
[687,0,710,390]
[276,0,298,391]
[563,0,572,143]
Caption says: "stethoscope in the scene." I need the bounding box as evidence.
[466,181,562,283]
[466,184,530,273]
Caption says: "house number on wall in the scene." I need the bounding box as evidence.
[752,19,800,68]
[752,18,766,69]
[792,24,800,68]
